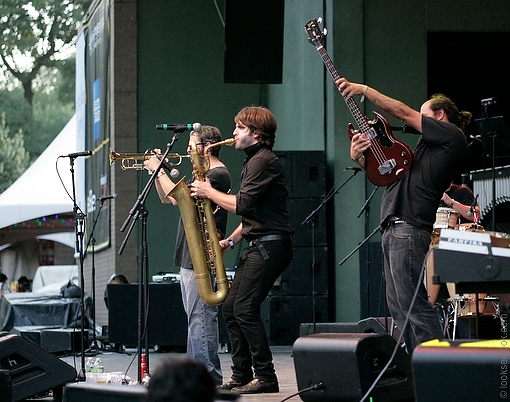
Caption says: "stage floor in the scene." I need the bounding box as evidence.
[28,345,299,402]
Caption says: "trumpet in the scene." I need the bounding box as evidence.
[109,148,190,170]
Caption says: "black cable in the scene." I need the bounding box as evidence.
[280,382,325,402]
[358,247,433,402]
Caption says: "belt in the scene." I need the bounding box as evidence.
[248,234,291,260]
[387,217,406,225]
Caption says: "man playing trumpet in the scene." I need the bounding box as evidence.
[144,126,231,385]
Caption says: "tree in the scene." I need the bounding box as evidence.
[0,113,30,193]
[0,0,90,106]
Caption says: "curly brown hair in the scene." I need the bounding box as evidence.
[428,93,472,132]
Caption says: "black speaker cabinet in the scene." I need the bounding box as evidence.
[271,246,329,296]
[275,151,327,198]
[64,382,147,401]
[359,241,388,319]
[108,283,187,347]
[288,198,327,247]
[0,332,77,401]
[0,369,12,401]
[293,333,414,401]
[412,339,507,401]
[224,0,284,83]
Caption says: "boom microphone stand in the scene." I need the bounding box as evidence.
[83,195,114,354]
[60,151,91,381]
[118,130,183,383]
[301,167,361,334]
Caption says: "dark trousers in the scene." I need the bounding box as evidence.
[222,237,293,382]
[382,222,444,353]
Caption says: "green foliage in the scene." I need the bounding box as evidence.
[0,0,90,104]
[0,59,74,162]
[31,89,74,157]
[0,112,30,193]
[0,0,90,185]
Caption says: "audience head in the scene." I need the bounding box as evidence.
[147,356,217,402]
[18,276,31,292]
[104,274,129,308]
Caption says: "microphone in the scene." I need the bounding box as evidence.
[346,167,362,173]
[481,97,496,106]
[98,194,118,202]
[467,193,479,217]
[61,150,92,158]
[155,122,202,132]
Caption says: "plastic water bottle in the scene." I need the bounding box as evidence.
[85,358,95,382]
[93,358,105,373]
[85,358,94,373]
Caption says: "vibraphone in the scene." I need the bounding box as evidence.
[470,165,510,220]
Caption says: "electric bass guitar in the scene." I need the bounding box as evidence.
[305,18,413,187]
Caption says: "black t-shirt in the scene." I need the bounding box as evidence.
[381,115,468,231]
[236,143,294,240]
[173,166,231,269]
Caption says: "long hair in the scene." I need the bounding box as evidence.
[234,106,277,150]
[428,93,472,132]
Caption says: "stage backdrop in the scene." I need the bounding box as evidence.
[80,0,111,251]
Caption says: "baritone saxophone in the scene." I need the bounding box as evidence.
[169,138,235,306]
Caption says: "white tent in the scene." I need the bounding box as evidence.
[0,114,79,230]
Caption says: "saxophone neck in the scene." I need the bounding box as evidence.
[204,138,236,154]
[190,141,210,175]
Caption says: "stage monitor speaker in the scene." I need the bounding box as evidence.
[293,333,414,401]
[412,339,506,401]
[0,332,77,401]
[224,0,284,83]
[0,369,12,401]
[64,382,147,401]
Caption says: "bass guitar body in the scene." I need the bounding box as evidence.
[348,110,413,187]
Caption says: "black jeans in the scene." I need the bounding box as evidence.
[222,237,293,382]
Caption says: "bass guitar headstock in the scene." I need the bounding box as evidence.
[304,17,327,48]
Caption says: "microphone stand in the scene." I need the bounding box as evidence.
[83,198,108,355]
[66,155,87,381]
[301,168,360,334]
[118,130,182,383]
[357,186,379,218]
[338,224,381,266]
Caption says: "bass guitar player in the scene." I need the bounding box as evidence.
[337,76,471,353]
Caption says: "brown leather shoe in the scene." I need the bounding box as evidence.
[217,378,251,390]
[231,378,279,394]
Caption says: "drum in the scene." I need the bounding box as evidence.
[426,231,453,305]
[458,294,498,317]
[433,207,460,229]
[457,223,484,232]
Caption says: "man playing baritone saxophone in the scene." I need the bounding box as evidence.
[144,126,231,385]
[191,106,294,394]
